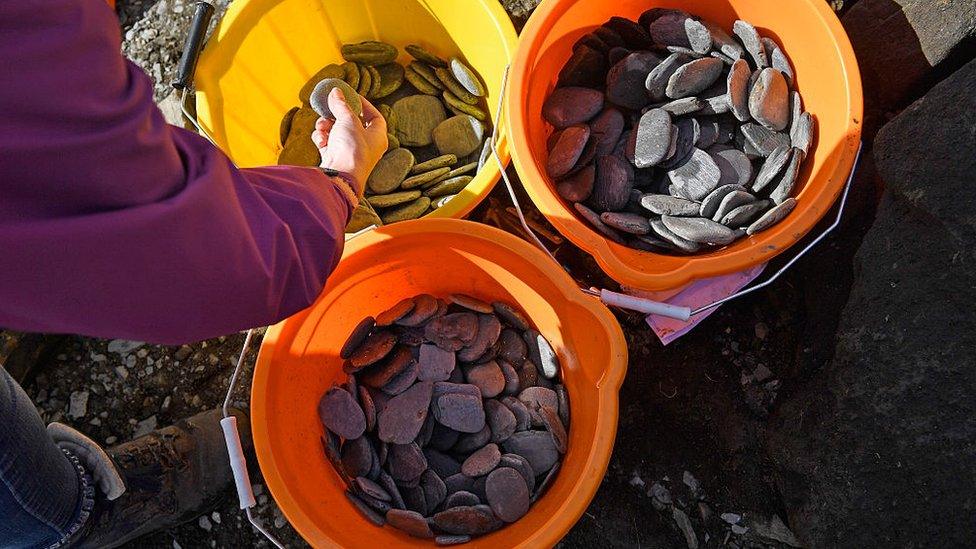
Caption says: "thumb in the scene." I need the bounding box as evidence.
[328,87,358,123]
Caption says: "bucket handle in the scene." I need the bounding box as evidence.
[173,1,215,91]
[488,65,864,321]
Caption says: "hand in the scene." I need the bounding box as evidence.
[312,88,388,197]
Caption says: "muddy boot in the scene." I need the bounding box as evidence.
[69,409,251,548]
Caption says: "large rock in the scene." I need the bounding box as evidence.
[767,60,976,547]
[843,0,976,116]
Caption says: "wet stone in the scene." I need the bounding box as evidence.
[711,190,755,222]
[607,46,630,66]
[660,117,700,170]
[590,108,626,157]
[415,413,435,447]
[634,109,673,169]
[381,357,421,396]
[518,386,558,413]
[704,20,744,59]
[354,476,392,502]
[557,45,607,89]
[386,509,434,538]
[605,16,653,49]
[497,329,528,365]
[433,381,482,400]
[546,125,590,179]
[601,212,651,235]
[732,20,767,68]
[392,95,447,147]
[418,343,456,382]
[696,119,720,149]
[533,462,561,502]
[607,52,661,110]
[590,155,634,212]
[425,313,479,352]
[516,359,540,392]
[662,215,737,245]
[486,467,531,523]
[539,405,568,455]
[646,53,693,102]
[378,471,406,509]
[378,381,433,444]
[445,490,481,509]
[501,431,559,474]
[747,197,796,235]
[319,387,367,440]
[400,484,428,515]
[667,148,721,200]
[485,399,517,443]
[444,473,475,496]
[461,443,501,477]
[432,505,503,536]
[434,392,486,433]
[555,384,570,427]
[593,26,625,48]
[749,68,790,131]
[542,87,604,129]
[464,361,506,399]
[499,360,520,396]
[666,57,724,99]
[499,453,535,493]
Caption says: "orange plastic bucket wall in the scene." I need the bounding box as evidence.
[507,0,863,291]
[252,219,628,548]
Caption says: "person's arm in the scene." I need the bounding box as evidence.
[0,0,385,344]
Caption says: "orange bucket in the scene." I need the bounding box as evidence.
[251,218,627,547]
[507,0,863,291]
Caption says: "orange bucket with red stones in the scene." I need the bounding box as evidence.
[251,219,627,547]
[507,0,863,291]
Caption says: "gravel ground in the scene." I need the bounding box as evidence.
[8,1,861,547]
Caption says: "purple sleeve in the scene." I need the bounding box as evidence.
[0,0,353,344]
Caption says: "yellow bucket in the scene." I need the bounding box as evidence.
[193,0,518,221]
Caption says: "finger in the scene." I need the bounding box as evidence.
[328,88,358,123]
[315,117,335,132]
[360,96,383,124]
[311,129,328,149]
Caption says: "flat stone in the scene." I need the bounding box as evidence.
[377,471,405,509]
[703,20,745,59]
[517,386,558,413]
[696,119,720,149]
[633,109,673,168]
[436,535,473,546]
[449,58,484,97]
[421,469,448,510]
[741,123,791,156]
[485,467,531,523]
[732,20,768,68]
[387,442,428,483]
[746,198,796,235]
[640,194,700,216]
[791,112,815,157]
[435,393,486,433]
[499,453,536,493]
[376,298,416,326]
[762,37,794,85]
[428,422,460,452]
[727,58,751,122]
[464,361,505,398]
[501,431,560,474]
[605,16,653,49]
[318,386,366,440]
[684,18,713,54]
[433,115,484,158]
[400,484,427,515]
[501,396,533,432]
[662,215,737,245]
[648,11,692,47]
[667,148,721,201]
[752,145,792,192]
[380,358,420,396]
[367,190,422,209]
[768,148,803,204]
[646,53,693,102]
[432,505,503,536]
[600,212,651,235]
[392,95,447,147]
[539,405,568,454]
[659,117,699,170]
[556,384,570,427]
[666,57,724,99]
[524,331,559,379]
[360,346,413,388]
[497,329,528,366]
[591,155,634,211]
[309,78,363,120]
[458,315,502,363]
[425,312,479,352]
[660,97,705,116]
[575,202,625,243]
[354,476,392,502]
[556,164,595,203]
[395,294,439,327]
[386,509,434,538]
[461,443,501,477]
[650,218,701,253]
[498,359,520,396]
[453,424,492,455]
[711,190,755,222]
[485,399,517,443]
[557,44,607,89]
[346,330,397,372]
[607,52,661,110]
[700,184,745,219]
[542,87,604,129]
[533,462,561,502]
[445,490,481,510]
[546,125,590,179]
[367,148,415,194]
[378,381,433,444]
[709,145,754,188]
[749,68,790,131]
[340,317,375,360]
[590,108,626,157]
[444,473,476,497]
[346,491,386,526]
[359,387,376,432]
[418,344,456,382]
[341,436,376,479]
[721,200,770,227]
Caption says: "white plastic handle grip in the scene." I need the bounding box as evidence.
[221,416,257,509]
[598,289,692,321]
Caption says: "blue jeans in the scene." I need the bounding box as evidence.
[0,366,94,548]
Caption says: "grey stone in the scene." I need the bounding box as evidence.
[752,145,792,192]
[712,190,755,222]
[720,200,769,227]
[727,58,751,122]
[666,57,724,99]
[650,218,701,253]
[791,112,815,158]
[703,20,744,59]
[667,148,721,200]
[600,212,651,235]
[672,507,699,549]
[749,68,790,131]
[709,145,753,187]
[574,202,625,244]
[660,97,705,116]
[641,194,700,216]
[741,123,791,156]
[660,117,700,170]
[309,78,363,120]
[633,109,673,168]
[768,148,803,204]
[745,198,796,235]
[662,215,737,245]
[684,18,713,54]
[699,184,746,218]
[732,20,768,68]
[646,53,693,102]
[762,37,794,85]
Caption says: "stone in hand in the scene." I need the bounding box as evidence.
[309,78,363,120]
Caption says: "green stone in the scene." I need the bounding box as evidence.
[346,201,383,233]
[367,148,416,194]
[374,63,405,99]
[405,44,447,67]
[432,115,485,158]
[367,190,423,208]
[402,167,451,189]
[381,197,432,223]
[424,176,472,198]
[279,106,299,146]
[410,154,457,174]
[391,95,447,147]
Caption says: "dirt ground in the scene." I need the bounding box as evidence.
[6,0,876,547]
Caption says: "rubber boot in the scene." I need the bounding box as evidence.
[69,408,251,548]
